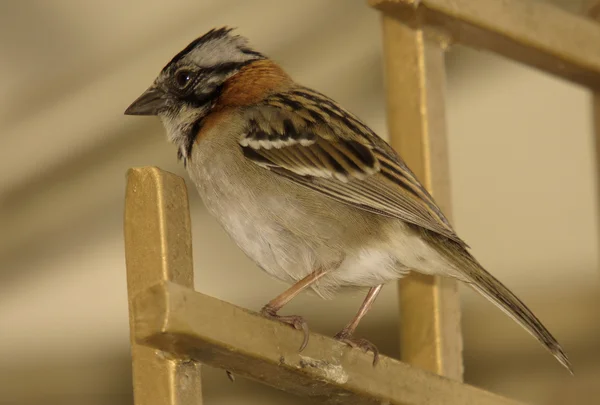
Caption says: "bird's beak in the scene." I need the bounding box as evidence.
[124,86,167,116]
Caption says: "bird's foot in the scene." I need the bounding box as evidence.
[260,305,310,352]
[334,329,379,366]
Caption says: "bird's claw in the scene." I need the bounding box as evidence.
[260,306,310,352]
[334,330,380,366]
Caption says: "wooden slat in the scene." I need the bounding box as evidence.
[124,167,202,405]
[378,14,463,379]
[545,0,600,15]
[589,9,600,302]
[132,281,522,405]
[370,0,600,89]
[588,1,600,19]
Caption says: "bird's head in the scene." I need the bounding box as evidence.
[124,27,264,157]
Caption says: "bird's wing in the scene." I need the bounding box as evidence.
[239,87,467,247]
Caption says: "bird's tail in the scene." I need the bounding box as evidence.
[467,268,572,373]
[429,235,573,374]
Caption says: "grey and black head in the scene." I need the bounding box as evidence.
[124,27,264,159]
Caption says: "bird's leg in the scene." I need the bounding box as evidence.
[260,269,329,351]
[334,284,383,365]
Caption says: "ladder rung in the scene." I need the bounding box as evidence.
[371,0,600,88]
[132,281,523,405]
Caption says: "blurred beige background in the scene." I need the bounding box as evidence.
[1,0,600,404]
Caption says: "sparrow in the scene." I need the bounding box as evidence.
[125,27,571,372]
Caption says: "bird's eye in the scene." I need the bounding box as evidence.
[174,70,194,89]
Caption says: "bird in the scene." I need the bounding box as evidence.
[125,27,571,372]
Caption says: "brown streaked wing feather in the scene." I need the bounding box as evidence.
[373,147,458,235]
[240,106,378,182]
[239,90,467,247]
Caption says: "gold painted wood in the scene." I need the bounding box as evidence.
[588,1,600,19]
[370,0,600,89]
[132,281,522,405]
[124,167,202,405]
[541,0,600,16]
[379,15,463,379]
[588,5,600,286]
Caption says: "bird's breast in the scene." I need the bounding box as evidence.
[183,117,412,292]
[186,120,314,282]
